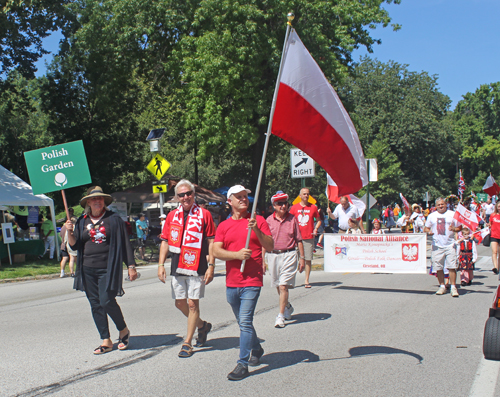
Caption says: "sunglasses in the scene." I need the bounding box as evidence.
[275,201,288,207]
[178,191,193,198]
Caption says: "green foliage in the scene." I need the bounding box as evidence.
[338,57,459,204]
[453,82,500,184]
[0,0,74,78]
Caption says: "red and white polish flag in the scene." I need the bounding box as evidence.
[400,193,410,214]
[326,174,366,218]
[272,30,368,196]
[454,203,482,231]
[483,175,500,197]
[473,227,490,244]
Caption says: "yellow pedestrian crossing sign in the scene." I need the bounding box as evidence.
[147,154,171,181]
[152,184,167,193]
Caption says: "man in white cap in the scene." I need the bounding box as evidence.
[264,191,305,328]
[159,213,166,230]
[213,185,274,381]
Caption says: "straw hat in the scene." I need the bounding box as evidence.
[80,186,113,208]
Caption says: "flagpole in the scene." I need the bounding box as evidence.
[240,13,295,273]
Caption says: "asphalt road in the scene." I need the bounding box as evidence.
[1,244,499,397]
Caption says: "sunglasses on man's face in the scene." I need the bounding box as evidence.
[275,201,288,207]
[178,191,193,198]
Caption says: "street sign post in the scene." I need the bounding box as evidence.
[290,149,315,179]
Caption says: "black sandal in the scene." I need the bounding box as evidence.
[178,343,193,358]
[195,321,212,347]
[118,331,130,350]
[94,345,112,355]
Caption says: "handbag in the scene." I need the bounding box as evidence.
[483,234,491,247]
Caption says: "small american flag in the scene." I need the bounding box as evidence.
[458,170,466,197]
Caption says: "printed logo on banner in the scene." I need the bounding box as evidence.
[333,244,349,259]
[464,209,472,219]
[402,244,418,261]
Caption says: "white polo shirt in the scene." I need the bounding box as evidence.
[333,204,359,231]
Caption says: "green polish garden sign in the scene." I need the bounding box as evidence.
[24,141,92,218]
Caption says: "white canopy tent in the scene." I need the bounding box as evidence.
[0,165,60,261]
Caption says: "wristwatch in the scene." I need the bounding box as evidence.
[208,263,215,267]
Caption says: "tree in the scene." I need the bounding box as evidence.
[452,82,500,185]
[0,0,74,78]
[337,57,459,204]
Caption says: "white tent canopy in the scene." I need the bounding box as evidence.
[0,165,59,260]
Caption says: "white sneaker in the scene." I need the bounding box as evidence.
[450,287,459,297]
[435,286,446,295]
[275,314,285,328]
[284,303,294,320]
[60,271,65,278]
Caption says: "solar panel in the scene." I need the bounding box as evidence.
[146,128,166,141]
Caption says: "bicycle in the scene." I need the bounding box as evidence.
[132,235,162,263]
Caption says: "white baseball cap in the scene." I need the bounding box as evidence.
[159,214,167,219]
[227,185,251,199]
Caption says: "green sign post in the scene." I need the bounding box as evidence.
[24,140,91,195]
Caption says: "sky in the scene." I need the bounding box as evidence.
[35,0,499,110]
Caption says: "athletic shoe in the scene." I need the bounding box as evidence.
[461,281,467,286]
[435,286,447,295]
[275,314,285,328]
[227,363,249,381]
[284,303,294,320]
[60,271,65,278]
[316,243,323,249]
[493,268,499,275]
[450,287,459,297]
[248,346,264,367]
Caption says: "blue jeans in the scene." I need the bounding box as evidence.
[226,286,262,366]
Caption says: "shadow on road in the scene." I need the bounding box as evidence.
[250,350,320,376]
[334,285,436,295]
[347,345,423,364]
[127,334,183,350]
[288,312,332,325]
[304,281,342,288]
[195,336,241,353]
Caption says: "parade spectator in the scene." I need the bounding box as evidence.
[135,213,148,261]
[213,185,273,380]
[456,228,477,286]
[59,216,77,277]
[40,213,55,259]
[66,186,137,354]
[424,197,462,297]
[371,219,385,234]
[290,188,321,288]
[264,191,305,328]
[384,205,396,232]
[488,200,500,274]
[158,179,216,358]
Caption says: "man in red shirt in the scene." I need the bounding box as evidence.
[289,188,321,288]
[264,191,305,328]
[213,185,274,381]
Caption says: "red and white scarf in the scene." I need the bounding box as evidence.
[168,203,205,276]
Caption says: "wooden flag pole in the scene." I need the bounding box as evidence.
[61,189,70,221]
[240,13,294,273]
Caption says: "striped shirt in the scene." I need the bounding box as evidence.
[266,212,302,251]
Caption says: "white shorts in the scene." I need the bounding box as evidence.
[431,245,458,271]
[302,239,314,261]
[267,250,298,288]
[171,275,205,300]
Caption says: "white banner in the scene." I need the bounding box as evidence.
[324,233,427,273]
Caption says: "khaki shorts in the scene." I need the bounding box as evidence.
[302,238,314,261]
[431,245,458,271]
[267,250,298,288]
[171,275,205,300]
